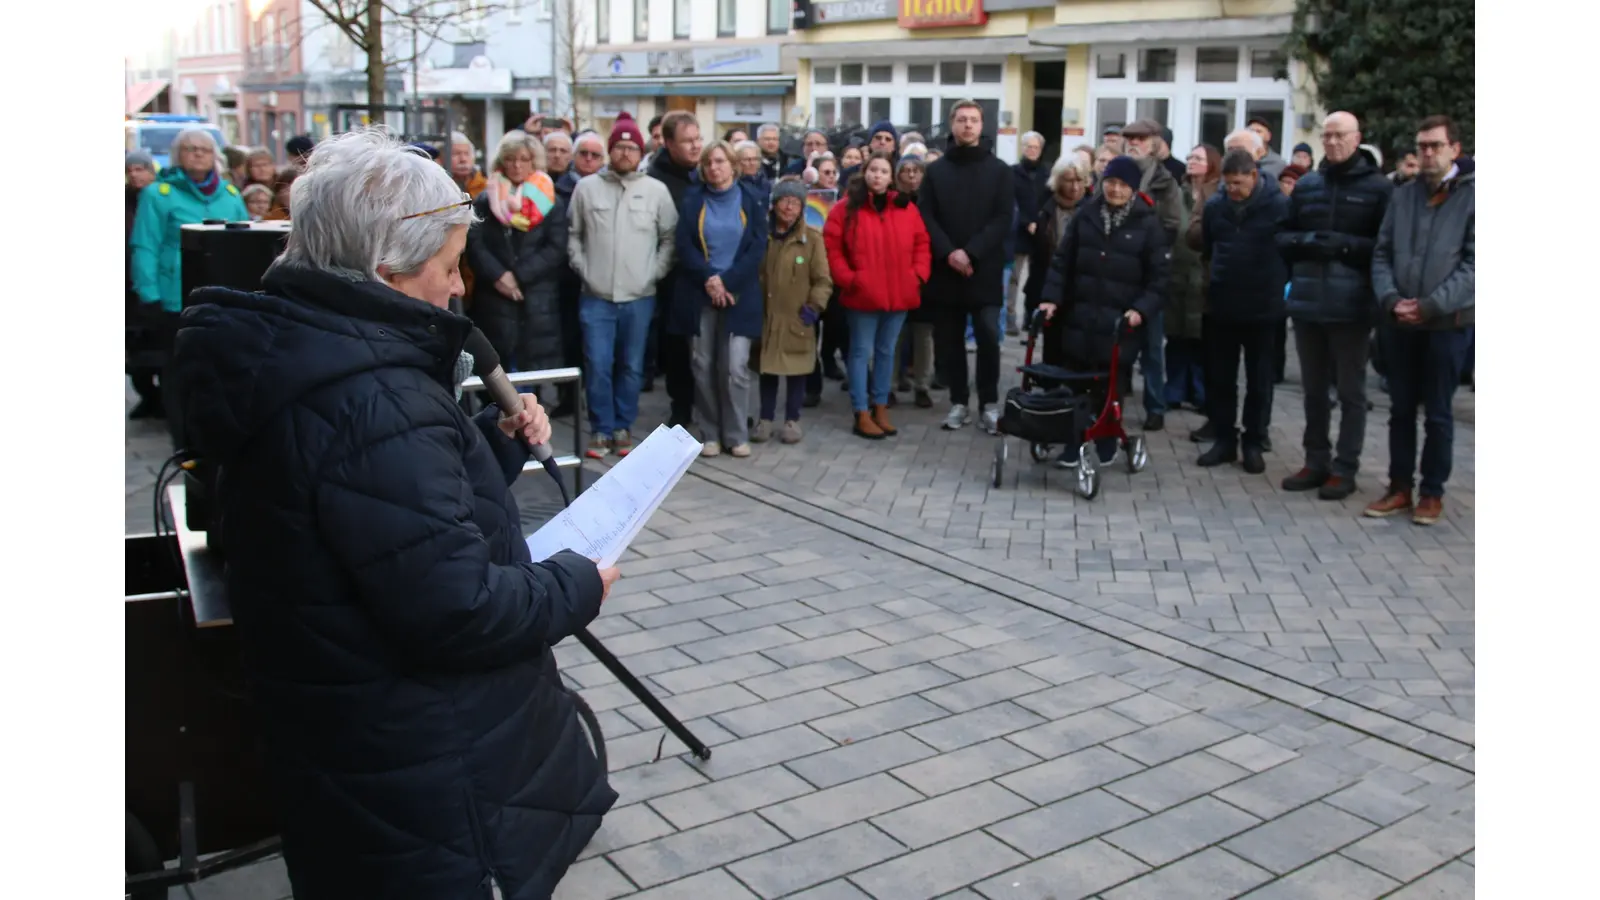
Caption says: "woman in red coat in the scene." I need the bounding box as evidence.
[823,153,931,439]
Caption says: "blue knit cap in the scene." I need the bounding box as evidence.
[1101,155,1143,192]
[868,119,897,143]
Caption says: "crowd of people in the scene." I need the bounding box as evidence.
[127,103,1473,526]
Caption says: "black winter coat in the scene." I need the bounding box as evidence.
[1200,177,1290,322]
[466,192,570,372]
[1011,159,1049,246]
[1041,193,1170,368]
[1277,153,1393,324]
[169,265,615,900]
[1021,195,1086,313]
[918,136,1015,309]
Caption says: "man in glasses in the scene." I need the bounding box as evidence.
[1366,115,1474,527]
[1276,110,1393,503]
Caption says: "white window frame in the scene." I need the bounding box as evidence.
[1087,42,1294,155]
[809,59,1005,131]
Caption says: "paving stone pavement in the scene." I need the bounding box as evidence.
[123,329,1474,898]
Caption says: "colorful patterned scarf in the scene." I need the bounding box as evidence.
[487,171,556,232]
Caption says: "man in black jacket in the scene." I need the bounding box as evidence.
[1009,131,1049,338]
[919,99,1015,433]
[1277,111,1393,500]
[645,111,703,427]
[1193,149,1290,475]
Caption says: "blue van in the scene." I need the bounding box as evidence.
[125,115,228,170]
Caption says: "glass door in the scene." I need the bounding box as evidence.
[1197,97,1237,152]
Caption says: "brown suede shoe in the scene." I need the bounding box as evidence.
[1413,495,1443,526]
[871,404,897,436]
[853,410,885,440]
[1363,486,1414,518]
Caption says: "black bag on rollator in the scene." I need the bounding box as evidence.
[998,383,1092,446]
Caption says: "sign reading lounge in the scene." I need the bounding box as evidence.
[898,0,986,29]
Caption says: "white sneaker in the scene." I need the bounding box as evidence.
[700,440,722,457]
[941,404,971,430]
[980,403,1001,435]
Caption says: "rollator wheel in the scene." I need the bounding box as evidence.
[1029,442,1051,463]
[1127,435,1148,474]
[1076,441,1100,500]
[992,441,1007,488]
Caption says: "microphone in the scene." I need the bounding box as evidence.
[462,327,560,483]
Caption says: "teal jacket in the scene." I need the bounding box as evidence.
[129,167,249,312]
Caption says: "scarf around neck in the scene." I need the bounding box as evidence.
[188,168,220,196]
[1100,199,1134,236]
[487,171,556,231]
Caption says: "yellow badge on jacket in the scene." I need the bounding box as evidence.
[158,183,171,195]
[227,184,239,195]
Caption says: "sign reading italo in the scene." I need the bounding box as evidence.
[898,0,986,29]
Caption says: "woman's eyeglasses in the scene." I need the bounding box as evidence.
[401,192,472,221]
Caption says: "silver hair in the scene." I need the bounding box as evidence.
[1225,128,1264,153]
[1047,154,1090,193]
[173,126,219,155]
[733,140,760,156]
[1020,131,1045,150]
[756,123,780,138]
[449,131,475,152]
[543,130,573,149]
[574,131,605,153]
[494,129,546,172]
[273,128,477,282]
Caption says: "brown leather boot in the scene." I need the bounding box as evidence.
[871,404,897,436]
[853,410,885,440]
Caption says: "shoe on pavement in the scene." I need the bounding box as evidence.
[1282,467,1329,492]
[1197,443,1238,467]
[780,420,803,444]
[750,420,773,443]
[854,410,886,440]
[729,443,752,458]
[1363,486,1414,518]
[1241,445,1266,474]
[915,389,934,408]
[941,403,972,430]
[1054,446,1079,469]
[979,403,1001,435]
[585,435,611,459]
[1318,475,1358,501]
[1413,495,1443,526]
[872,404,898,436]
[1190,421,1217,443]
[700,440,722,458]
[1143,413,1165,432]
[1261,436,1274,453]
[612,429,634,457]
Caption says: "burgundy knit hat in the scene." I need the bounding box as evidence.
[609,112,645,152]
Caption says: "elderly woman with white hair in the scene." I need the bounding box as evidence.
[169,129,617,900]
[465,129,570,380]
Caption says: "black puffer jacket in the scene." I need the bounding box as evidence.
[918,135,1015,309]
[170,265,615,900]
[466,192,570,372]
[1277,152,1393,323]
[1020,195,1086,313]
[1199,175,1290,322]
[1041,193,1170,367]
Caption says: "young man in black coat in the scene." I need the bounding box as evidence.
[1192,149,1291,475]
[918,99,1015,433]
[645,111,704,428]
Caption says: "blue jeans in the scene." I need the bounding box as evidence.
[1139,310,1167,415]
[579,294,654,435]
[846,309,908,412]
[1385,327,1470,497]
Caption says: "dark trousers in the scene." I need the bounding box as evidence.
[759,374,808,423]
[1294,321,1371,477]
[1205,318,1277,449]
[935,306,1001,407]
[1163,337,1206,409]
[1385,327,1470,497]
[1273,319,1288,382]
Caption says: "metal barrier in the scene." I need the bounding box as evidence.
[459,366,586,495]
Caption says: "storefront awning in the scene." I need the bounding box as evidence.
[587,75,794,98]
[792,36,1035,61]
[126,80,168,115]
[1028,14,1293,47]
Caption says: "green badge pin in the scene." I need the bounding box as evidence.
[796,256,805,264]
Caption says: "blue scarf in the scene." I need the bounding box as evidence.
[188,168,220,196]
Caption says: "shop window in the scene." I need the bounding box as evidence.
[718,0,735,37]
[1096,53,1125,79]
[1137,48,1176,83]
[868,65,892,84]
[634,0,648,41]
[1198,98,1237,152]
[814,65,836,84]
[1135,98,1170,127]
[908,64,935,83]
[596,0,609,43]
[815,97,836,127]
[909,97,933,127]
[868,97,891,124]
[1196,47,1239,83]
[1251,48,1287,80]
[1244,99,1285,153]
[768,0,787,34]
[1095,97,1126,136]
[841,64,863,86]
[841,97,862,125]
[973,64,1003,84]
[975,98,1000,140]
[939,61,966,85]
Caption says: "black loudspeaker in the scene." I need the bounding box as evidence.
[174,221,291,537]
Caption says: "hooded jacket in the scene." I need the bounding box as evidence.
[917,134,1015,309]
[129,166,250,311]
[168,265,615,900]
[1276,151,1394,324]
[567,167,678,302]
[1372,165,1474,330]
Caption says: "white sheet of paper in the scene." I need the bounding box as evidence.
[524,425,702,568]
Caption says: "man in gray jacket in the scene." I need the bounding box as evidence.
[1120,118,1182,431]
[567,113,678,459]
[1364,115,1474,527]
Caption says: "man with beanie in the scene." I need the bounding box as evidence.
[919,99,1014,433]
[1277,110,1393,501]
[645,111,704,427]
[568,112,678,458]
[1277,163,1308,196]
[1119,118,1182,431]
[1246,116,1287,182]
[1291,142,1314,170]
